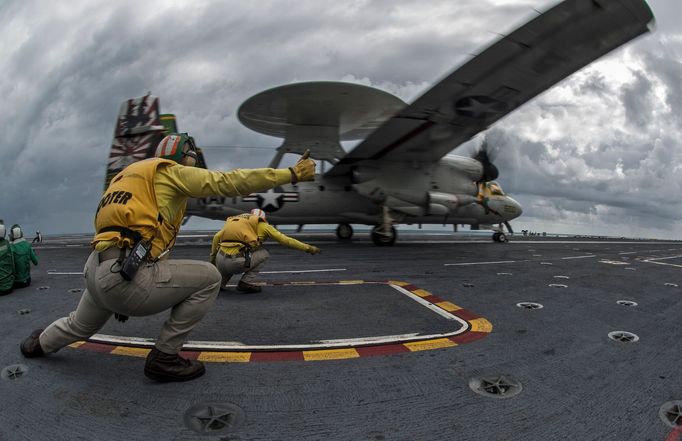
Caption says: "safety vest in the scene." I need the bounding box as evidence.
[10,239,37,283]
[92,158,185,259]
[219,214,262,249]
[0,239,13,290]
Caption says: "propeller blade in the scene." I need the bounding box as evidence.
[474,137,499,182]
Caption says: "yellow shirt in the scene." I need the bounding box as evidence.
[211,222,312,259]
[95,163,292,255]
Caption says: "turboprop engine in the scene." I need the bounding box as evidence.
[382,191,478,216]
[353,177,478,216]
[351,157,482,216]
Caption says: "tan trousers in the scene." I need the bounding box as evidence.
[39,250,221,354]
[215,248,269,285]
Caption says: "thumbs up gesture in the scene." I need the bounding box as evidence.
[289,150,316,183]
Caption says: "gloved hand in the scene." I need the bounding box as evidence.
[289,150,316,183]
[114,313,129,323]
[307,245,321,255]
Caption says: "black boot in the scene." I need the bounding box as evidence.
[219,275,232,292]
[144,348,205,382]
[237,281,262,293]
[20,329,45,358]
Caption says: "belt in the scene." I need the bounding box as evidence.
[219,250,243,258]
[98,247,130,263]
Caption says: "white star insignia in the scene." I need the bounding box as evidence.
[257,189,282,209]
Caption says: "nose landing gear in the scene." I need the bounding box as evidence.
[492,232,508,243]
[492,222,513,242]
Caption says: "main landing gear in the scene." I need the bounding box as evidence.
[371,225,397,246]
[335,221,396,245]
[336,223,353,240]
[371,206,397,246]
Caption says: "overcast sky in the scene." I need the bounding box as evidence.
[0,0,680,239]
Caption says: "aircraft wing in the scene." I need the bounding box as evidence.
[325,0,653,177]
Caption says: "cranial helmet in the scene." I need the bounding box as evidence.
[250,208,267,221]
[9,224,23,240]
[155,133,197,163]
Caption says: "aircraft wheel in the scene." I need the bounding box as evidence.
[336,223,353,240]
[371,226,396,246]
[493,232,507,243]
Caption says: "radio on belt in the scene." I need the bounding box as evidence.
[120,241,150,281]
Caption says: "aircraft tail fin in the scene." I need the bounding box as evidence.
[104,94,208,191]
[104,94,166,190]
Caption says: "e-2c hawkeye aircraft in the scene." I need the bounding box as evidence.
[104,0,653,246]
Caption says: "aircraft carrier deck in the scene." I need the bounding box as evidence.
[2,231,681,440]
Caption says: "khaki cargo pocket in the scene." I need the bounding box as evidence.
[154,263,174,287]
[98,269,126,293]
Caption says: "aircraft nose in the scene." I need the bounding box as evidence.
[507,197,523,218]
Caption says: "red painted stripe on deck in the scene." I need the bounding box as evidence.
[421,295,443,304]
[75,280,491,362]
[665,427,682,441]
[250,351,305,362]
[356,343,411,357]
[179,350,200,360]
[452,309,480,321]
[450,331,488,344]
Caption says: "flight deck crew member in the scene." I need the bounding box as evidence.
[0,223,15,295]
[210,209,321,293]
[20,133,316,382]
[9,224,39,288]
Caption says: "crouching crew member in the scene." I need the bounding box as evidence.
[20,134,316,382]
[210,209,321,293]
[9,224,39,288]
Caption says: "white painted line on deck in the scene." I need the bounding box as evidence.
[619,252,637,255]
[561,255,596,260]
[47,268,345,276]
[645,255,682,262]
[261,268,346,274]
[90,330,465,351]
[390,285,463,322]
[642,255,682,268]
[444,260,522,266]
[88,281,470,351]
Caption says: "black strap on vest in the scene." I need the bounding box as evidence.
[97,226,143,244]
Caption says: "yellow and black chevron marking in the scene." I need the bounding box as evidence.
[69,280,492,363]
